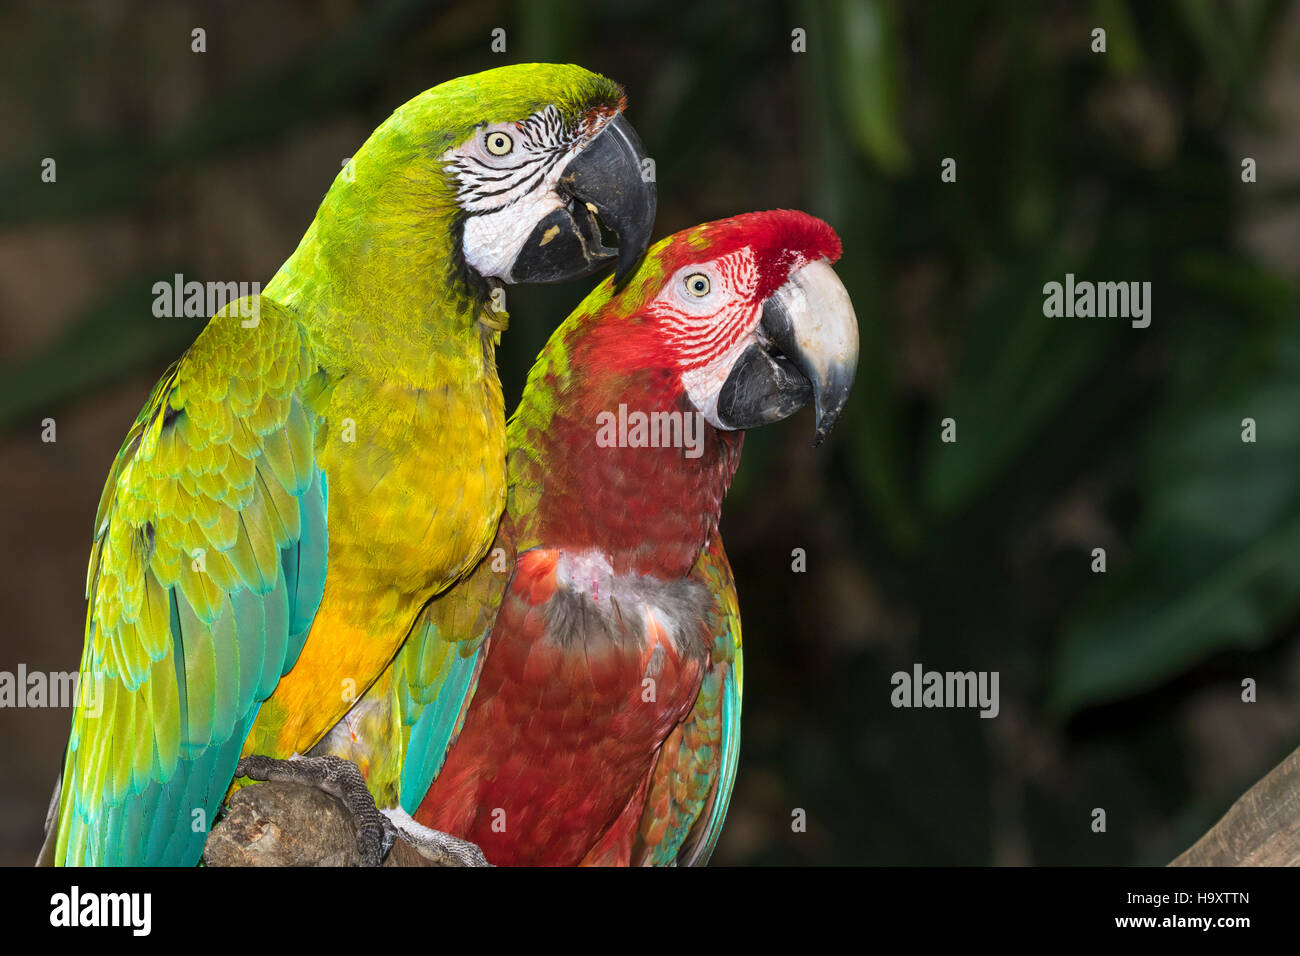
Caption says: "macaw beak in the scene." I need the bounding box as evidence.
[507,113,656,285]
[715,259,859,444]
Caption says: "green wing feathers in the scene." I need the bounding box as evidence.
[394,522,515,812]
[634,538,743,866]
[48,298,329,866]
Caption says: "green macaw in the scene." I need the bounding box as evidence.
[323,209,858,865]
[40,63,655,866]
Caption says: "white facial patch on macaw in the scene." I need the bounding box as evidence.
[445,105,612,280]
[647,246,778,429]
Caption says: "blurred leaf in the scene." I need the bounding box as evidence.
[0,268,198,431]
[1050,317,1300,715]
[922,250,1119,517]
[834,0,907,175]
[0,0,431,225]
[838,252,919,551]
[805,0,917,550]
[1172,0,1287,97]
[516,0,584,60]
[1093,0,1143,76]
[1176,0,1240,89]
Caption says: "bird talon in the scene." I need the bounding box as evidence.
[233,753,392,866]
[381,807,493,867]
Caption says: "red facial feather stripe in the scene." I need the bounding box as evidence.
[568,210,841,378]
[657,209,841,299]
[651,248,759,371]
[652,212,841,371]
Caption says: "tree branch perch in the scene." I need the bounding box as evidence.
[1171,743,1300,866]
[203,744,1300,866]
[203,781,444,867]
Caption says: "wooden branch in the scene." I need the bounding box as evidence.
[1171,744,1300,866]
[202,781,442,867]
[209,744,1300,866]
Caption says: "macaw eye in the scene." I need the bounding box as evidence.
[485,131,514,156]
[684,273,711,297]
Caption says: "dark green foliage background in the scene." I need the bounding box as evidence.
[2,0,1298,865]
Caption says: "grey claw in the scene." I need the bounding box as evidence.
[235,754,391,866]
[381,807,493,867]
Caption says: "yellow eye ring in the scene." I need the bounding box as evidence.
[684,273,711,297]
[485,131,514,156]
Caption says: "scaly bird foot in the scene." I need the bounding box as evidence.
[235,754,394,866]
[381,807,492,866]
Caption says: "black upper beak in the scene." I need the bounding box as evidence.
[715,260,859,444]
[507,113,656,285]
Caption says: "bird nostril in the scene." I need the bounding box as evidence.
[755,330,786,361]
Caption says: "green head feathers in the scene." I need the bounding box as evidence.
[387,63,626,158]
[268,63,654,351]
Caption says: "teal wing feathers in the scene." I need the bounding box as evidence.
[634,536,743,866]
[46,298,328,866]
[395,522,514,812]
